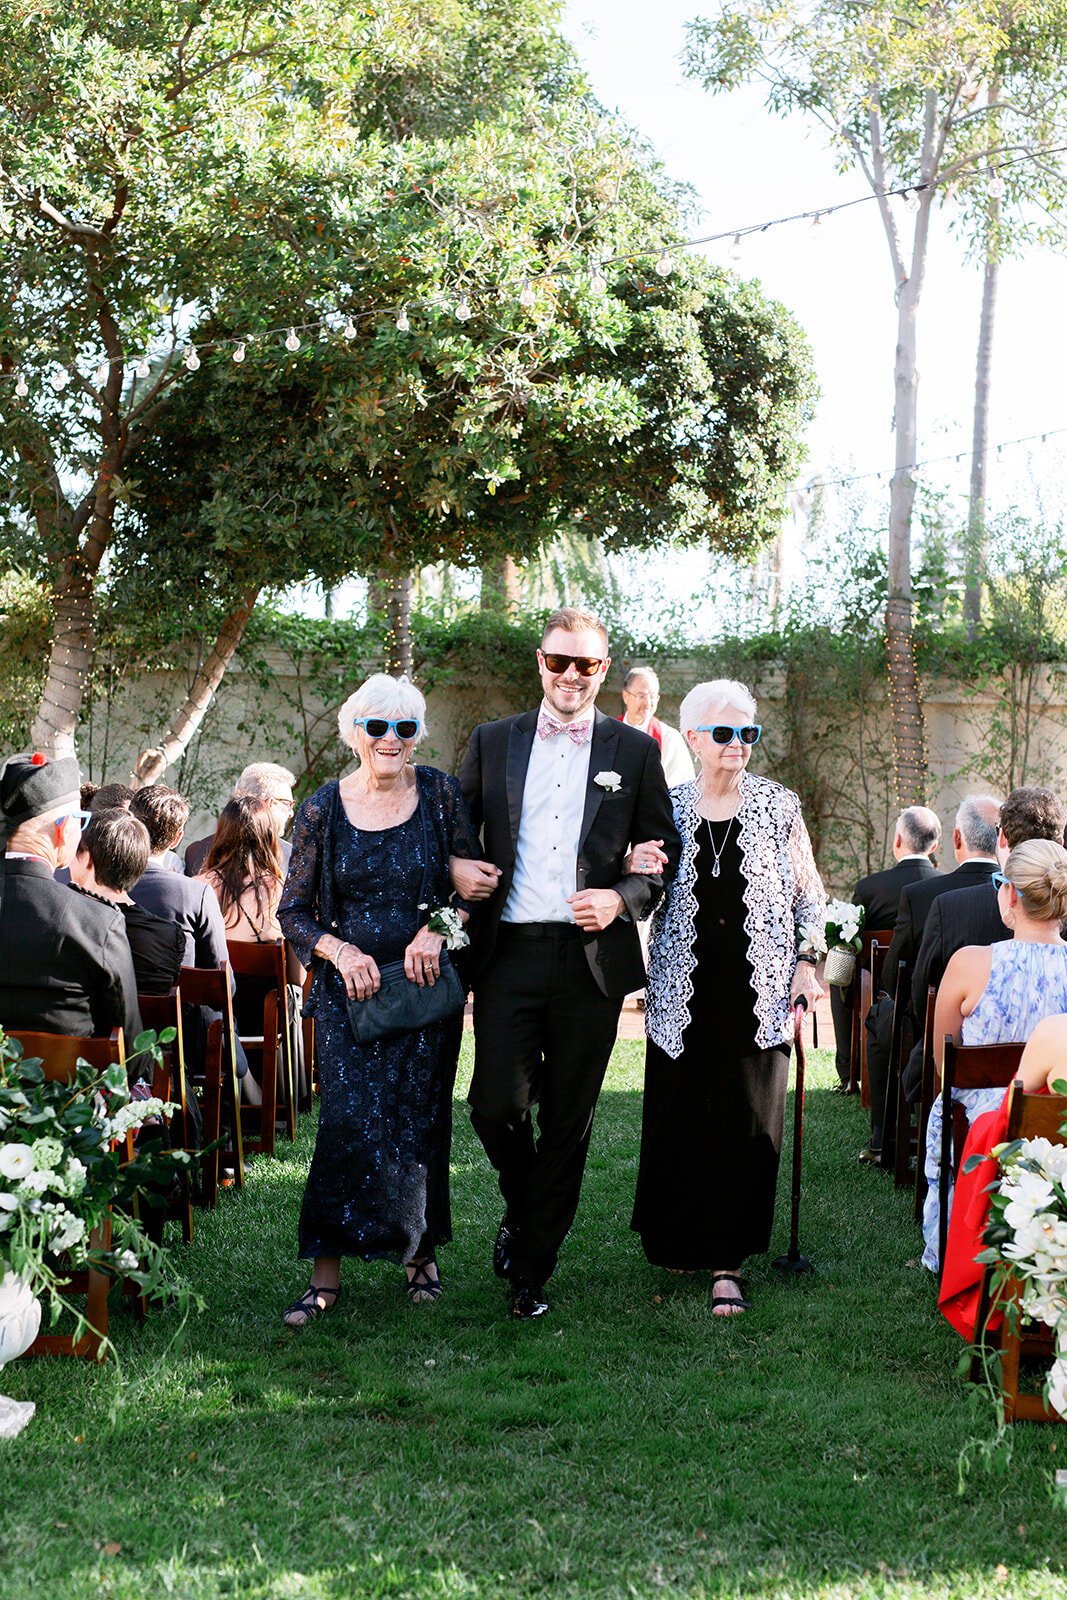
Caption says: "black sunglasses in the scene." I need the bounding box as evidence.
[353,717,420,740]
[696,724,762,745]
[540,652,605,678]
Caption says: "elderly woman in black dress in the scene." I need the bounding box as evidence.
[278,674,481,1324]
[631,679,826,1316]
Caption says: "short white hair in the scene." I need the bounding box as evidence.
[678,678,758,737]
[235,762,296,801]
[337,674,428,753]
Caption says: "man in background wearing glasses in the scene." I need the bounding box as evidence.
[458,607,681,1319]
[0,751,142,1047]
[183,761,296,878]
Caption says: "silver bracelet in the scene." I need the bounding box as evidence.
[332,941,351,968]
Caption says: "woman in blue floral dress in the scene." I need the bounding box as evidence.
[278,675,481,1324]
[922,836,1067,1271]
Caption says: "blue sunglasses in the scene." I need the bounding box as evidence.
[991,870,1011,891]
[353,717,420,740]
[58,808,93,833]
[696,724,762,745]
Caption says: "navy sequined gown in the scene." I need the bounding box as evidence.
[278,767,478,1263]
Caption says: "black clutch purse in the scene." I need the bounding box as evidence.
[345,952,466,1045]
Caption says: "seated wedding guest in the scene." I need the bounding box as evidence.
[902,786,1067,1103]
[185,762,296,878]
[940,1011,1067,1342]
[90,782,134,813]
[0,753,141,1046]
[830,806,941,1092]
[633,679,826,1316]
[921,837,1067,1272]
[278,674,480,1324]
[69,809,183,995]
[80,780,99,810]
[618,667,695,788]
[861,794,1001,1164]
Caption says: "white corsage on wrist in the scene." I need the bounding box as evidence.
[425,905,470,950]
[594,770,622,792]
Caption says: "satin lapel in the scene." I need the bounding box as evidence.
[505,712,538,850]
[579,712,622,850]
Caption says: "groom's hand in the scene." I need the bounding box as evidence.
[567,889,625,931]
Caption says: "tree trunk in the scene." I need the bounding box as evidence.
[964,99,1002,634]
[886,255,927,806]
[30,569,97,758]
[480,555,521,610]
[130,585,260,786]
[382,575,413,677]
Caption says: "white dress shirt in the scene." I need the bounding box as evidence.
[501,704,592,924]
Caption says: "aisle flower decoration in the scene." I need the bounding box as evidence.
[802,897,865,986]
[0,1030,197,1352]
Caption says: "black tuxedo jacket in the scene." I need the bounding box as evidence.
[459,708,681,998]
[130,859,230,972]
[853,858,939,935]
[882,858,998,999]
[0,858,142,1043]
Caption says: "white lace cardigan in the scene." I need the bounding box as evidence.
[646,773,827,1057]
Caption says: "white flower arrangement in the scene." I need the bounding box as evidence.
[425,904,470,951]
[594,770,622,792]
[824,896,866,954]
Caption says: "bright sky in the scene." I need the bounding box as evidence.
[562,0,1067,545]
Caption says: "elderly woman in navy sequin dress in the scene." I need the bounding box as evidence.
[278,674,483,1324]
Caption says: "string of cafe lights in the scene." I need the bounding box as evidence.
[2,139,1065,399]
[804,422,1067,494]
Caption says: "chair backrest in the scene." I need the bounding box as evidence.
[943,1037,1025,1093]
[137,987,185,1099]
[8,1028,125,1081]
[1004,1081,1067,1142]
[225,938,286,987]
[178,962,231,1012]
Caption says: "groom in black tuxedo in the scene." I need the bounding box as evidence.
[459,608,681,1318]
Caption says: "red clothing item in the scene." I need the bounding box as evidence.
[939,1085,1051,1341]
[617,714,663,750]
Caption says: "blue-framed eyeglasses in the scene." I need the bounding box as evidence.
[353,717,421,740]
[58,809,92,833]
[696,724,762,746]
[992,870,1011,891]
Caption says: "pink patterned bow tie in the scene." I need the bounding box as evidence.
[537,711,592,746]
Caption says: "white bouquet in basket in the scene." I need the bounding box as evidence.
[825,897,866,954]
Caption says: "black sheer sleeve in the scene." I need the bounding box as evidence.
[278,785,334,968]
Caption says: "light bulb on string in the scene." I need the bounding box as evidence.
[50,369,69,392]
[285,328,300,352]
[519,280,536,309]
[14,374,27,398]
[396,306,410,332]
[729,233,742,262]
[184,346,200,371]
[589,264,608,295]
[135,356,151,379]
[988,175,1006,201]
[343,318,357,339]
[232,342,246,363]
[654,250,673,277]
[455,295,472,322]
[902,188,921,214]
[94,361,109,386]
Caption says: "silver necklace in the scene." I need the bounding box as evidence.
[704,813,736,879]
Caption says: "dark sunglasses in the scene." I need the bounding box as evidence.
[353,717,420,740]
[696,724,762,745]
[540,652,605,678]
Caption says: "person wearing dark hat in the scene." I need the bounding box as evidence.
[0,752,142,1050]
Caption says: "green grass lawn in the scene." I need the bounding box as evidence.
[2,1040,1064,1600]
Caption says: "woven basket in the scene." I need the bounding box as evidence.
[824,945,857,987]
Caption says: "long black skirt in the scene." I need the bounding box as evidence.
[631,1038,790,1269]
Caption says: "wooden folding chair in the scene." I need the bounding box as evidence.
[226,939,296,1156]
[137,989,194,1244]
[913,986,937,1222]
[9,1030,127,1361]
[877,960,908,1174]
[179,963,244,1207]
[938,1037,1025,1275]
[850,928,893,1099]
[968,1081,1067,1423]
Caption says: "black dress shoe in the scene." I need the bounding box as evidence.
[510,1281,549,1319]
[857,1145,886,1167]
[493,1221,515,1280]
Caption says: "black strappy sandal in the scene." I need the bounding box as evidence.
[710,1273,751,1315]
[404,1257,443,1304]
[283,1283,341,1327]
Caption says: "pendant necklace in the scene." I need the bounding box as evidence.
[704,813,737,879]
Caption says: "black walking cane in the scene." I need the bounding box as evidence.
[773,997,814,1275]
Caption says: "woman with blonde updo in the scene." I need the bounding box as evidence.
[922,836,1067,1270]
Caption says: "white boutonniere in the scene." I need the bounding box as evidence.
[594,770,622,792]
